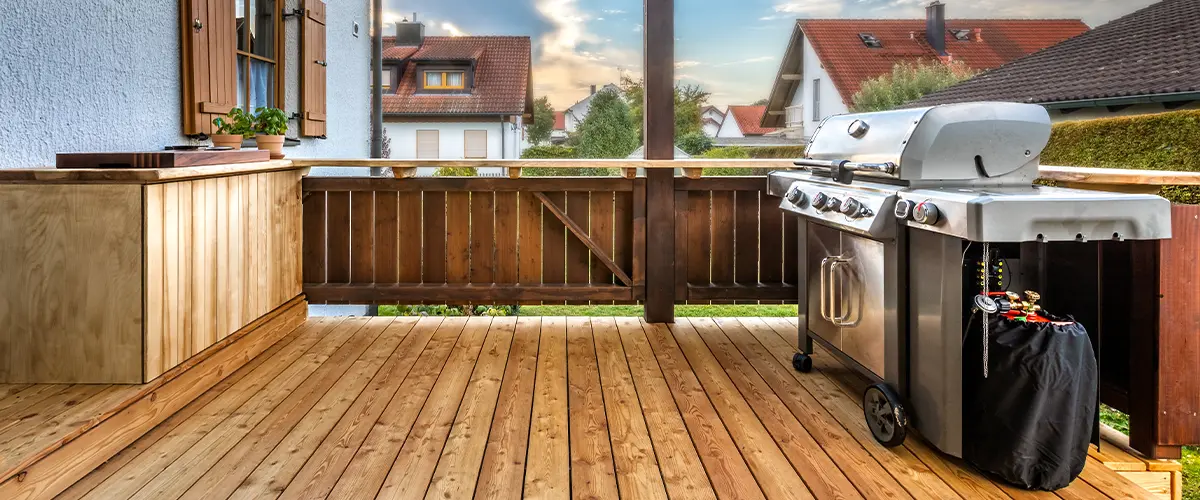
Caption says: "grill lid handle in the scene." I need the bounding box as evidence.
[793,159,897,185]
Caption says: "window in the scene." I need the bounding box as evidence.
[950,29,971,41]
[236,0,280,112]
[857,33,882,48]
[464,130,488,159]
[372,67,395,93]
[424,70,466,90]
[812,79,821,121]
[417,130,440,159]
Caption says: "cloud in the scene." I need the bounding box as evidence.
[675,60,702,69]
[440,22,468,37]
[603,9,627,14]
[714,56,776,67]
[773,0,842,17]
[533,0,641,108]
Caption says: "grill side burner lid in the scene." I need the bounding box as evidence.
[802,102,1051,187]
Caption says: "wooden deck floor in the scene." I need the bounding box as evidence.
[41,315,1152,500]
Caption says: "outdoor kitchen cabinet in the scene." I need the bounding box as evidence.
[0,162,306,384]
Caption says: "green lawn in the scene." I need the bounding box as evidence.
[1102,406,1197,499]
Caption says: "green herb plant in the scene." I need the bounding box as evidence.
[212,108,255,138]
[253,107,289,136]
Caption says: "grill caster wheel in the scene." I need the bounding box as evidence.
[863,383,908,448]
[792,353,813,373]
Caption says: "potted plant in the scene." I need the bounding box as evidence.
[210,108,253,150]
[252,107,289,159]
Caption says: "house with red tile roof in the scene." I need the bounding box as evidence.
[700,105,725,138]
[550,111,569,143]
[716,105,776,138]
[381,21,533,174]
[762,1,1088,139]
[910,0,1200,121]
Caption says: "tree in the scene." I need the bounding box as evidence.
[850,60,975,112]
[619,76,711,141]
[676,131,713,156]
[527,96,555,145]
[575,88,639,159]
[752,98,769,106]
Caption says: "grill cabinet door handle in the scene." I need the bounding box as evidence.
[830,259,861,327]
[819,257,836,322]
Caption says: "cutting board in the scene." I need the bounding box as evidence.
[56,150,271,169]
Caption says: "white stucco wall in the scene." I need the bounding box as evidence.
[384,120,522,175]
[715,111,744,138]
[0,0,370,169]
[791,35,847,139]
[702,121,721,138]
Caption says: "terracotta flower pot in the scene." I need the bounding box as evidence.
[211,134,244,150]
[255,135,286,159]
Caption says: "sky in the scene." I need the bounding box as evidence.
[382,0,1158,110]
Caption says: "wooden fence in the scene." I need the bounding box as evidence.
[301,175,798,305]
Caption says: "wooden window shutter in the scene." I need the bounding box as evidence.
[417,130,439,159]
[464,130,488,158]
[180,0,237,136]
[301,0,328,137]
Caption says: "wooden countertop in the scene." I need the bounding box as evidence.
[0,160,304,184]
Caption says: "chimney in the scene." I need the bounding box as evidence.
[974,27,983,42]
[590,85,597,95]
[925,1,946,56]
[395,17,425,47]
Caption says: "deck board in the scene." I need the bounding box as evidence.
[38,315,1156,500]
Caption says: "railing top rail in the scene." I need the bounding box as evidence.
[1038,165,1200,186]
[287,158,796,169]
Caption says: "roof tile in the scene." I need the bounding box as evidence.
[728,105,778,136]
[382,36,531,116]
[799,19,1089,104]
[912,0,1200,106]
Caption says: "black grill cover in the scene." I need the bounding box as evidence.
[963,317,1097,491]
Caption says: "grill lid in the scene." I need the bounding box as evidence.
[802,102,1051,186]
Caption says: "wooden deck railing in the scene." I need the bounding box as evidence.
[300,171,800,305]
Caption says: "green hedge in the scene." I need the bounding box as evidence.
[746,145,806,159]
[1042,110,1200,204]
[519,144,616,176]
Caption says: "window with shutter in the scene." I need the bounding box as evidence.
[300,0,327,137]
[417,130,440,159]
[180,0,238,136]
[464,130,487,159]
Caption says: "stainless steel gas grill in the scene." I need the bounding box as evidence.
[768,102,1172,457]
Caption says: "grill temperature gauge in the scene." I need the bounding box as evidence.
[913,202,940,225]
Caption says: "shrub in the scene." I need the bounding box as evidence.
[527,96,555,146]
[850,60,974,112]
[746,145,806,159]
[676,132,713,156]
[522,145,577,159]
[699,146,750,159]
[1041,110,1200,204]
[433,166,478,176]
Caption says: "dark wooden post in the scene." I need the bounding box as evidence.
[643,0,675,323]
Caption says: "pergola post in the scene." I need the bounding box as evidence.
[643,0,675,323]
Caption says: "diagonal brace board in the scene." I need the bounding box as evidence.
[534,192,634,287]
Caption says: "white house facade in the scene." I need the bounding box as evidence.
[700,105,725,137]
[0,0,372,169]
[789,35,845,139]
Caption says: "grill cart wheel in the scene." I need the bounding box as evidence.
[792,352,813,373]
[863,383,908,447]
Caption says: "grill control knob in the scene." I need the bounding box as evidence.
[823,197,842,212]
[785,186,807,206]
[839,198,864,218]
[812,192,830,211]
[913,202,940,225]
[894,199,914,220]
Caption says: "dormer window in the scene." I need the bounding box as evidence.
[858,33,882,48]
[950,29,971,41]
[425,70,466,90]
